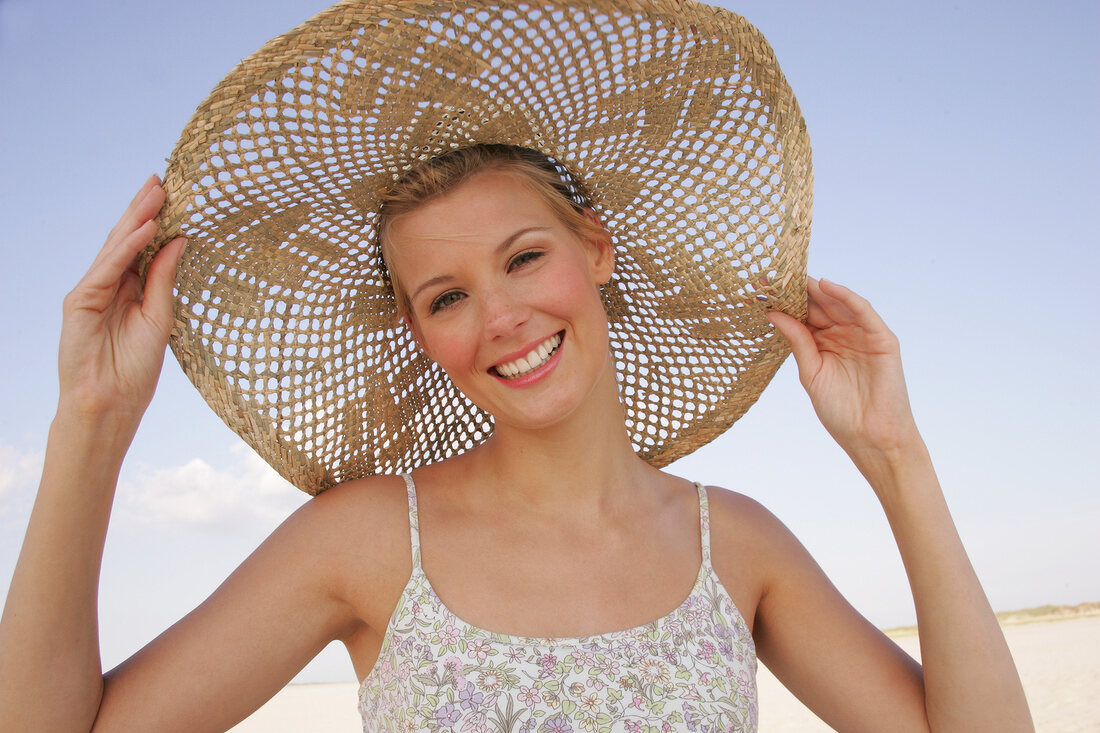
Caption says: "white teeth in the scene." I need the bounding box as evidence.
[496,333,562,379]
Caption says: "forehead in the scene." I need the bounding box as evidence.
[385,170,561,251]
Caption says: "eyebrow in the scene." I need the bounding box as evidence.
[408,226,550,302]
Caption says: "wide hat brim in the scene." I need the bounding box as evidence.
[148,0,811,495]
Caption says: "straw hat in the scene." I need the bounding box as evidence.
[148,0,812,495]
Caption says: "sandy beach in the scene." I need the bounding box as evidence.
[231,614,1100,732]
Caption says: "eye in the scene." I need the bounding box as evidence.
[508,249,544,270]
[429,290,464,314]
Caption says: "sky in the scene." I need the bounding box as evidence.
[1,0,1097,685]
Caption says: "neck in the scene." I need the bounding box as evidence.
[457,358,661,517]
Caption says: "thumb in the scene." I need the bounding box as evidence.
[768,310,821,388]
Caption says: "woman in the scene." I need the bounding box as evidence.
[0,146,1032,733]
[0,3,1030,732]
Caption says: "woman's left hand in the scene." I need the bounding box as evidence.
[768,277,920,461]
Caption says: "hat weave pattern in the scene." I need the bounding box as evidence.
[150,0,812,495]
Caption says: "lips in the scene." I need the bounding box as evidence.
[492,332,564,379]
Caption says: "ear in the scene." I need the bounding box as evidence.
[581,208,615,285]
[403,314,433,359]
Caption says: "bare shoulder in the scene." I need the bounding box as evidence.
[293,473,413,567]
[703,483,777,523]
[700,484,808,630]
[703,483,799,553]
[278,475,415,631]
[296,474,411,544]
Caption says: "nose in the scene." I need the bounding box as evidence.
[482,282,530,340]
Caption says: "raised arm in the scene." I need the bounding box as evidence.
[0,176,184,730]
[0,179,374,732]
[762,278,1032,732]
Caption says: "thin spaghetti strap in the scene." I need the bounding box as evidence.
[400,473,422,570]
[695,482,713,568]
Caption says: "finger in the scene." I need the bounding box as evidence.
[816,278,887,330]
[804,290,832,328]
[104,174,161,246]
[804,278,841,328]
[142,237,186,334]
[769,310,822,387]
[79,218,160,300]
[92,180,167,271]
[805,277,865,327]
[739,274,772,306]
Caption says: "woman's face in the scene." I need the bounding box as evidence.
[384,170,615,431]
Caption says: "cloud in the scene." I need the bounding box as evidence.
[118,444,308,527]
[0,439,308,531]
[0,443,43,522]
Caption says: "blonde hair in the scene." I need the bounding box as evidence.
[377,144,606,314]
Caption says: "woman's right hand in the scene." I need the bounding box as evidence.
[58,175,185,420]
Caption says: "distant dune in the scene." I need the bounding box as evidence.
[995,602,1100,625]
[885,602,1100,638]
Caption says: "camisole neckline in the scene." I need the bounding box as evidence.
[390,472,725,648]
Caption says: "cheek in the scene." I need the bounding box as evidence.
[550,259,607,324]
[419,325,479,372]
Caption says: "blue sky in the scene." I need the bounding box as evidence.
[1,0,1097,684]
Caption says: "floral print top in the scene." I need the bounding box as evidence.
[358,474,757,733]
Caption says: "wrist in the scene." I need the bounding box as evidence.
[49,402,143,461]
[33,407,137,530]
[842,415,924,464]
[845,429,936,501]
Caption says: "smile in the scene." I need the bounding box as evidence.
[492,332,563,379]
